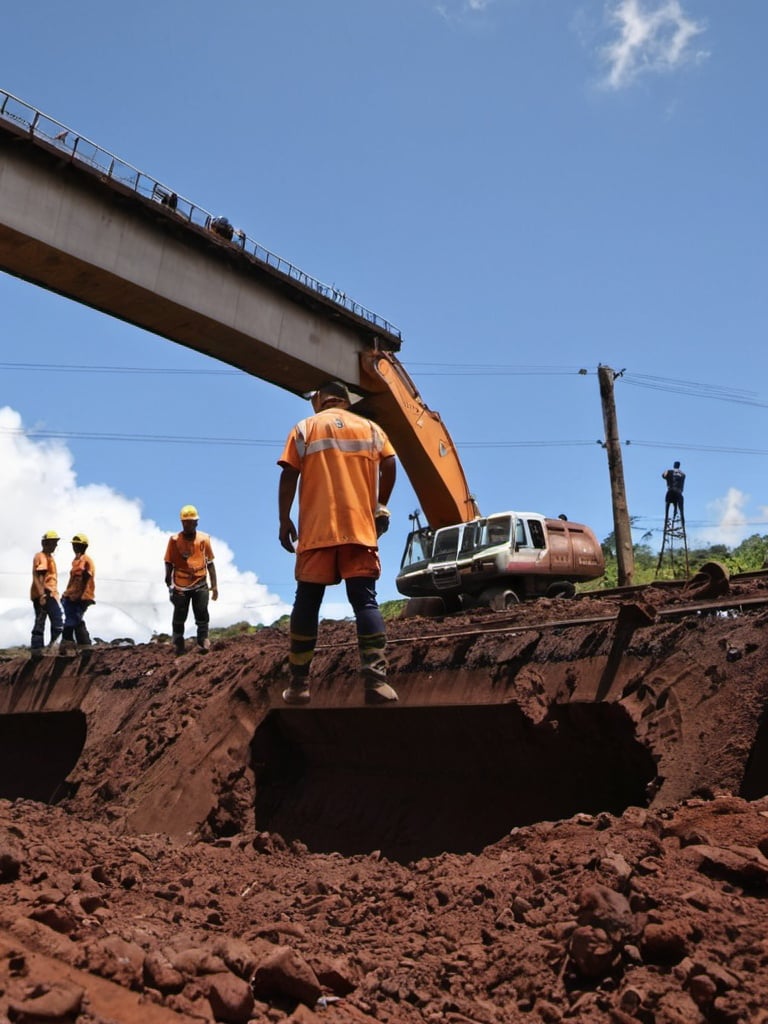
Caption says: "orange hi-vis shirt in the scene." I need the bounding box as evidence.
[279,408,395,552]
[164,531,214,590]
[63,554,96,603]
[30,551,58,600]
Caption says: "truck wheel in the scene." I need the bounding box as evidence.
[480,588,520,611]
[403,597,450,618]
[546,581,576,599]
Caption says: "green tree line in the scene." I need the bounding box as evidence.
[587,528,768,589]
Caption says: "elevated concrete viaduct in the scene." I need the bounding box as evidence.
[0,91,475,528]
[0,102,400,398]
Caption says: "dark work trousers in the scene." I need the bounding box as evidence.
[30,597,63,650]
[62,597,92,645]
[665,489,685,526]
[289,577,387,681]
[171,585,210,641]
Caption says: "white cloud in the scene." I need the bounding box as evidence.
[601,0,707,90]
[0,406,290,649]
[695,487,750,548]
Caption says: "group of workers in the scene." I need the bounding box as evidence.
[30,532,95,659]
[29,380,687,706]
[29,381,400,705]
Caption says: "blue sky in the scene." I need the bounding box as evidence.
[1,1,766,644]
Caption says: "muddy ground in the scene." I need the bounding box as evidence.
[1,578,768,1023]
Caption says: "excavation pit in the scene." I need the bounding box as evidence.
[252,702,657,861]
[0,711,86,803]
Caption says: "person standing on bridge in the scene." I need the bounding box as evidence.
[164,505,218,656]
[662,461,686,527]
[278,381,398,706]
[59,533,95,656]
[30,530,63,659]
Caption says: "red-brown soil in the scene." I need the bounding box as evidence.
[2,578,768,1023]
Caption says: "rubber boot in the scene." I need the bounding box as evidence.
[58,627,77,658]
[75,623,92,648]
[359,648,398,705]
[172,633,185,656]
[282,667,311,705]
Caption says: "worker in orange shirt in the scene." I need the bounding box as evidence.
[59,533,95,655]
[164,505,218,655]
[278,380,397,706]
[30,529,63,659]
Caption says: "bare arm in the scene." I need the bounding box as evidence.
[378,455,396,506]
[278,466,300,553]
[32,569,47,603]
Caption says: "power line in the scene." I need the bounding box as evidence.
[5,359,767,408]
[621,372,767,408]
[0,361,241,376]
[627,440,768,456]
[4,427,768,455]
[0,428,277,447]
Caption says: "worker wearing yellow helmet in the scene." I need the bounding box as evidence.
[164,504,218,656]
[59,533,96,656]
[29,530,63,659]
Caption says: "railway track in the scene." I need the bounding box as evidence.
[317,563,768,651]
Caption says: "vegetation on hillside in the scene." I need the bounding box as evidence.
[584,530,768,590]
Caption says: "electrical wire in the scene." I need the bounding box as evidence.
[0,427,277,447]
[0,361,241,376]
[3,428,768,454]
[621,372,767,408]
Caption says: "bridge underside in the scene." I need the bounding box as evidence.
[0,126,385,394]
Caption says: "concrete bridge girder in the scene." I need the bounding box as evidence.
[0,132,371,394]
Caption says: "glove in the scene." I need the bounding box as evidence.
[168,585,175,603]
[375,503,391,538]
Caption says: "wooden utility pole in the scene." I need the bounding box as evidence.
[597,365,634,587]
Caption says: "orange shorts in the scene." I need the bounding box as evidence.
[296,545,381,585]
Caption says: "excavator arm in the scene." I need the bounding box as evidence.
[354,350,480,530]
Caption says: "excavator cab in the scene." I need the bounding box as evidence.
[399,522,435,576]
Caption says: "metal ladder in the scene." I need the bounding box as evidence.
[655,507,690,579]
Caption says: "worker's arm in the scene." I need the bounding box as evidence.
[375,455,397,537]
[378,455,396,507]
[32,569,47,604]
[208,560,218,601]
[278,466,300,553]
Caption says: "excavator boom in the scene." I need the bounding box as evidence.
[355,351,480,530]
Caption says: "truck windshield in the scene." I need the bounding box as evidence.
[483,516,512,548]
[400,527,434,571]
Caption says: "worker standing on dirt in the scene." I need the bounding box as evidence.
[278,380,398,706]
[59,533,95,656]
[164,505,218,656]
[662,461,686,527]
[30,530,63,659]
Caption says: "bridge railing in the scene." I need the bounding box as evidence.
[0,88,402,342]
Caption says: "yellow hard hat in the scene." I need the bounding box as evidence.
[42,530,60,540]
[180,504,199,520]
[71,533,89,545]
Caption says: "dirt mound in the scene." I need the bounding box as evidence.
[1,581,768,1021]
